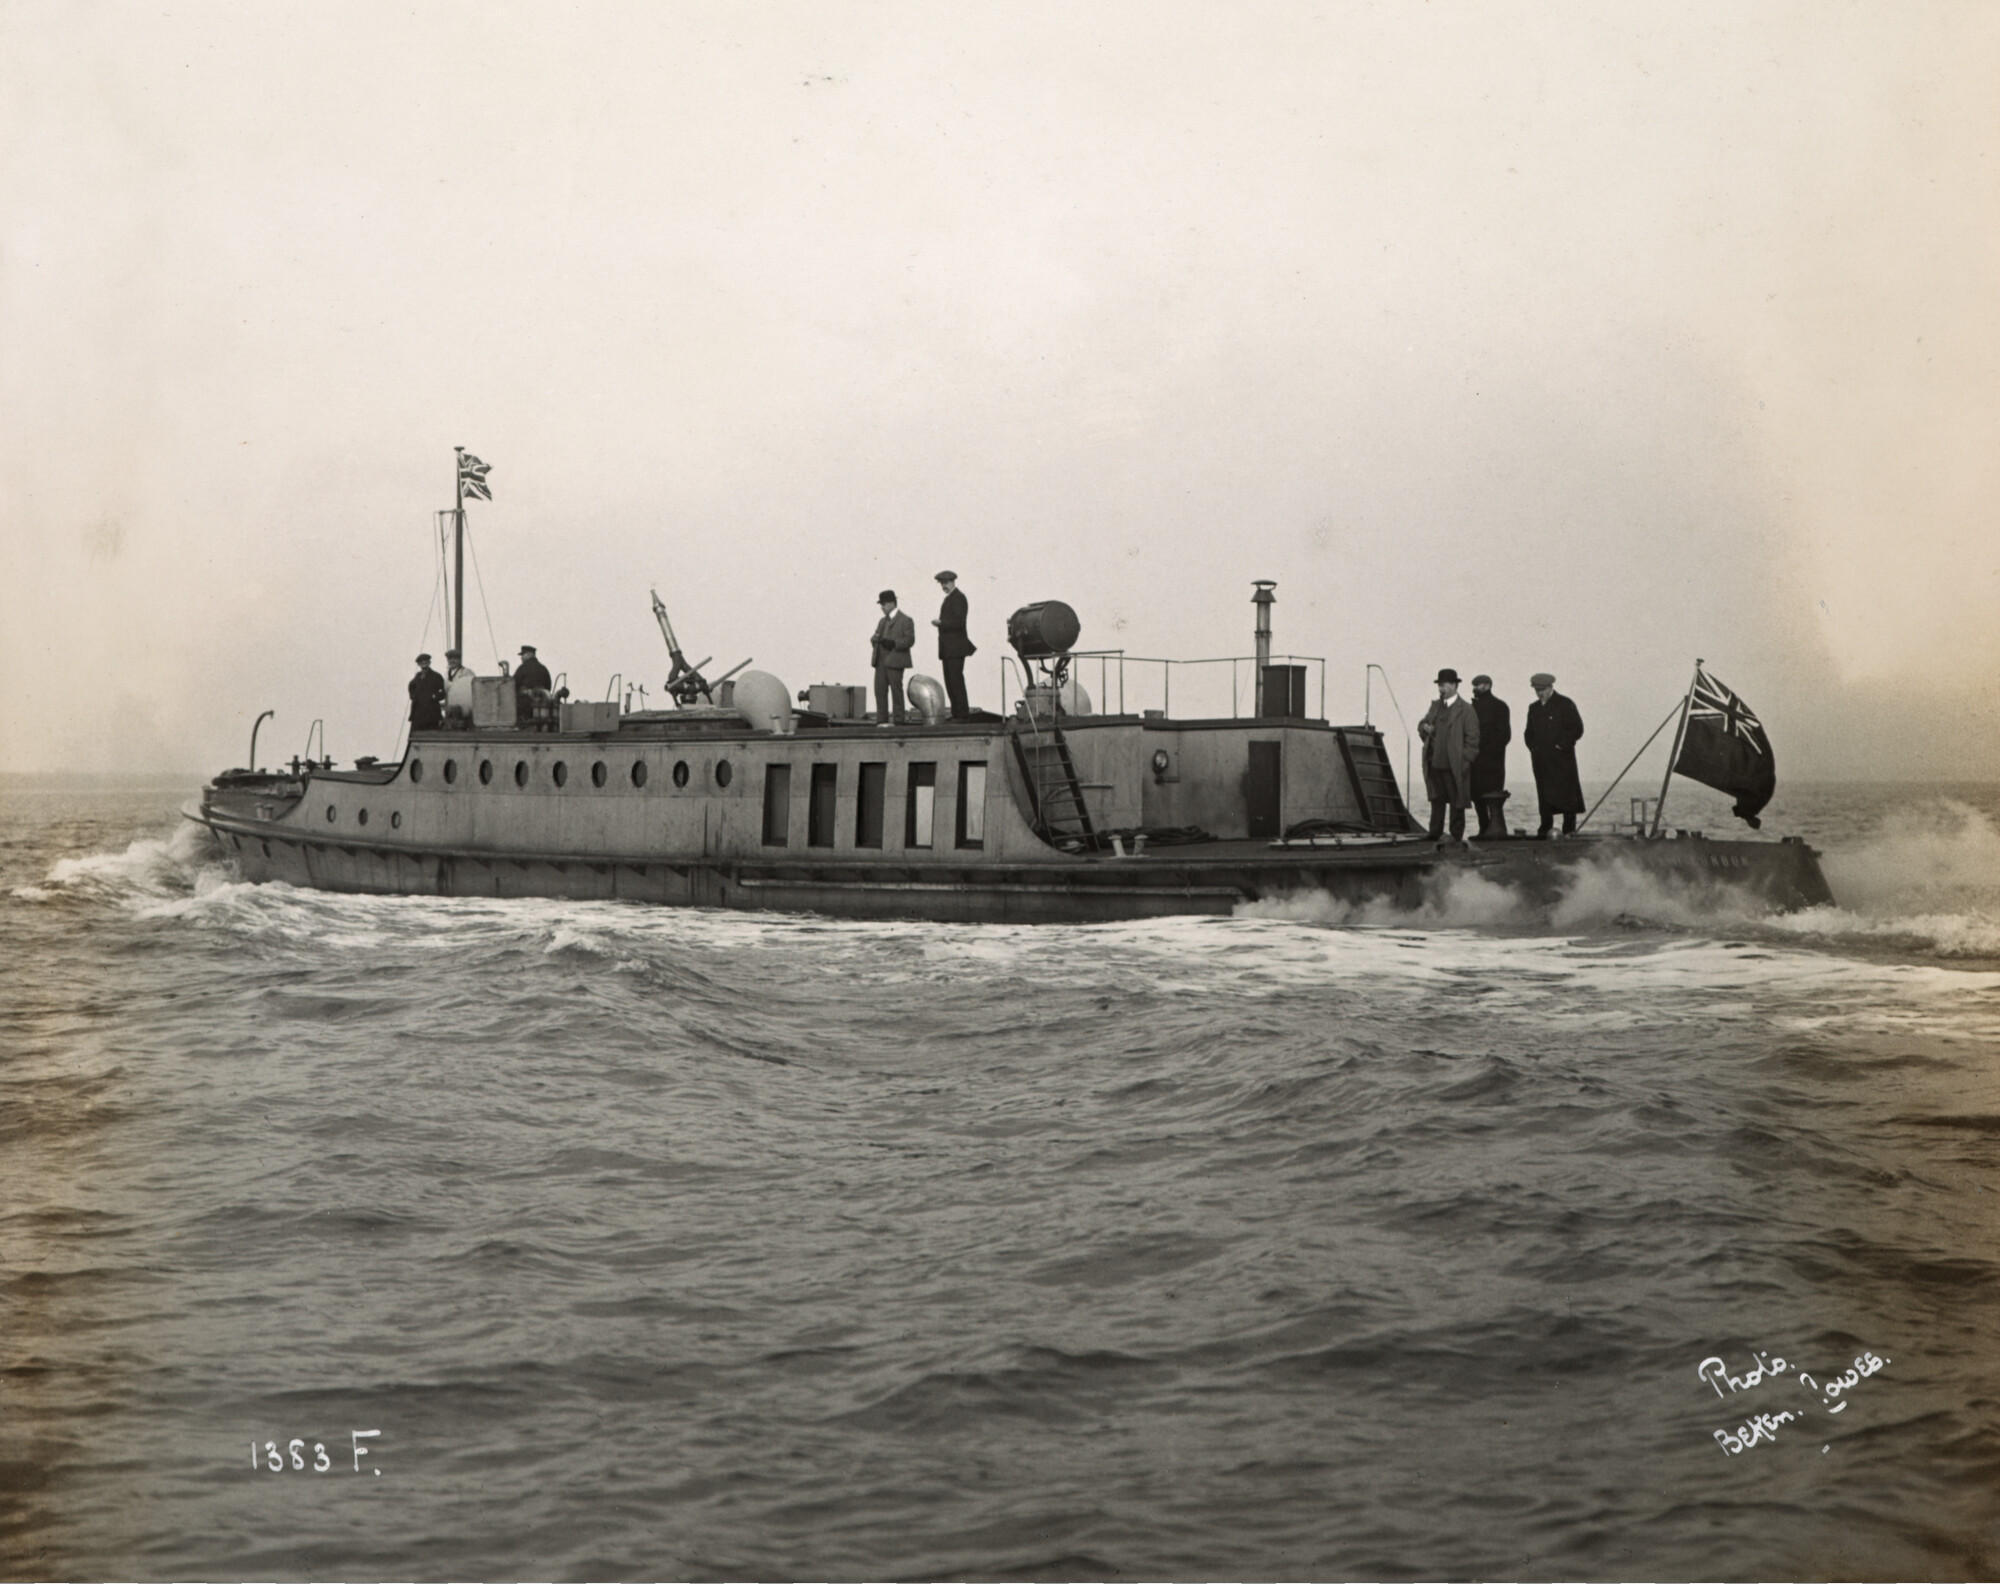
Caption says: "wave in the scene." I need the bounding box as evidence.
[13,820,233,907]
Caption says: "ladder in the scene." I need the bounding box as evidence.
[1337,727,1423,832]
[1010,707,1098,849]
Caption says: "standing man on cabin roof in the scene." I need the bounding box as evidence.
[1524,672,1586,839]
[1417,668,1480,845]
[1468,674,1512,839]
[408,653,446,733]
[870,591,916,726]
[515,644,553,727]
[515,645,552,694]
[932,570,976,721]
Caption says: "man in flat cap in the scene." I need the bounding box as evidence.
[1468,674,1512,838]
[870,591,916,726]
[931,570,976,720]
[1524,672,1586,838]
[407,653,446,733]
[1417,668,1480,844]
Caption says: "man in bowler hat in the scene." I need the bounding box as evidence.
[931,570,976,720]
[1417,668,1480,843]
[870,591,916,725]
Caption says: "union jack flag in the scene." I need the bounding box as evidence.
[1688,668,1768,757]
[456,448,492,501]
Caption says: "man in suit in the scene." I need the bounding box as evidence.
[1524,672,1586,838]
[1468,674,1512,839]
[407,654,446,733]
[931,570,976,720]
[1417,668,1480,844]
[870,591,916,726]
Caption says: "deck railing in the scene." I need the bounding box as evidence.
[997,651,1327,720]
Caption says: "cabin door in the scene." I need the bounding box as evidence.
[1246,741,1281,838]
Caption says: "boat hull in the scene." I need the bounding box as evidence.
[187,801,1830,922]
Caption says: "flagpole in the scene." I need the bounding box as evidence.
[452,447,466,663]
[1650,659,1702,837]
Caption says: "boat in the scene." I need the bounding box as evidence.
[187,461,1834,922]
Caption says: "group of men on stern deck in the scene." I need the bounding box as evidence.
[1418,670,1585,845]
[869,571,977,726]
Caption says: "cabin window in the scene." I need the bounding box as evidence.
[956,762,987,849]
[389,813,400,830]
[409,759,424,783]
[553,761,569,788]
[673,760,690,788]
[514,761,528,788]
[808,764,838,848]
[762,764,792,846]
[716,760,733,789]
[855,762,886,849]
[591,760,607,788]
[478,759,493,785]
[358,808,369,827]
[630,760,649,789]
[442,759,458,785]
[905,762,937,849]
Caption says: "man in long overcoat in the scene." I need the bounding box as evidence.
[407,654,446,733]
[1468,674,1512,839]
[1417,668,1480,843]
[931,570,977,720]
[870,590,916,725]
[1524,672,1586,837]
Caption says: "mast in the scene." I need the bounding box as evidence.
[1650,660,1702,836]
[452,447,467,661]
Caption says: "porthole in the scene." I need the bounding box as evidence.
[514,761,528,788]
[479,759,494,785]
[591,760,607,788]
[261,841,272,858]
[553,761,569,788]
[358,808,369,827]
[410,758,424,784]
[630,760,649,789]
[326,804,337,822]
[390,812,401,830]
[716,759,733,788]
[443,759,458,785]
[672,760,690,788]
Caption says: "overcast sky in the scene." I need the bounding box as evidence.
[3,3,1995,783]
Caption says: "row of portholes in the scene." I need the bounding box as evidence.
[407,756,732,790]
[325,806,403,828]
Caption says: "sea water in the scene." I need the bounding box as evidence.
[2,779,1997,1580]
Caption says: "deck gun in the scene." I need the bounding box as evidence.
[650,590,751,707]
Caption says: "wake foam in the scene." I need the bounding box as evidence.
[1238,853,1768,933]
[1763,800,2000,960]
[1241,799,2000,960]
[16,821,234,907]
